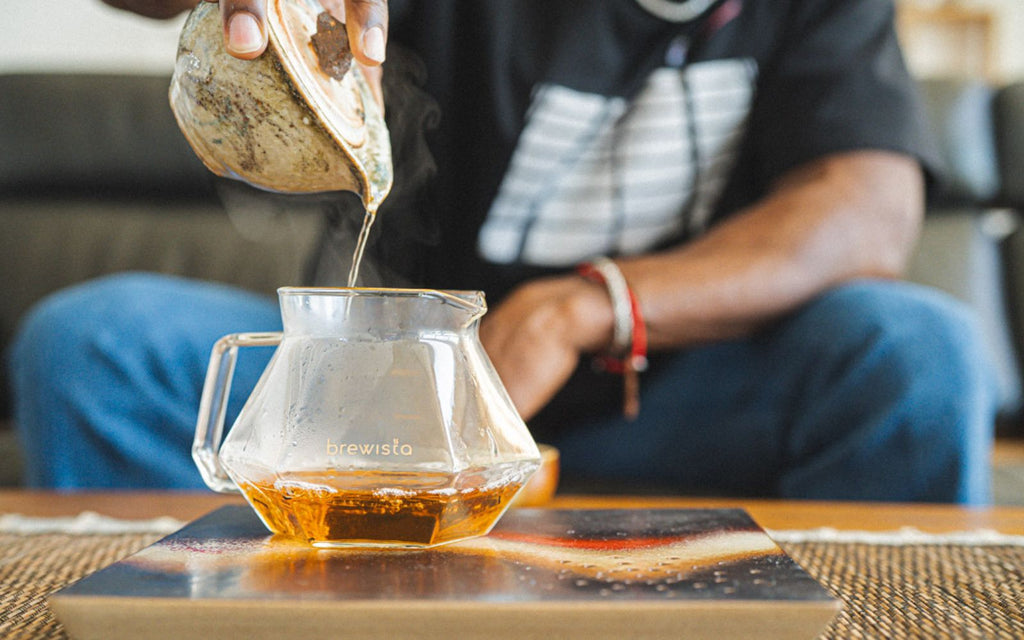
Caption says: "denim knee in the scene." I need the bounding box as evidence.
[11,272,185,382]
[807,280,997,402]
[9,274,182,481]
[10,270,270,425]
[9,272,278,488]
[786,280,997,502]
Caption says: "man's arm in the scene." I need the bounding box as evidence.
[480,150,924,420]
[101,0,195,19]
[100,0,387,64]
[622,150,923,346]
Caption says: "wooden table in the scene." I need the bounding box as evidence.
[2,491,1023,639]
[1,490,1022,534]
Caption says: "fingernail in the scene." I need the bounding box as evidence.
[362,26,386,63]
[228,13,264,55]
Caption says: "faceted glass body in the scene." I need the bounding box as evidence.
[194,288,540,548]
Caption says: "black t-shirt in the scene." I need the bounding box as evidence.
[319,0,936,304]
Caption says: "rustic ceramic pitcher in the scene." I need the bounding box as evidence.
[169,0,392,209]
[193,288,541,548]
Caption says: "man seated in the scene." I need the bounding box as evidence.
[9,0,996,502]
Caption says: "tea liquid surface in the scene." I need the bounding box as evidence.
[238,469,525,548]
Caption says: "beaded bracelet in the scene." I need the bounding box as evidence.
[577,258,648,419]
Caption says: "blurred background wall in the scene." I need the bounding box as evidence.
[897,0,1024,82]
[1,1,1023,80]
[2,1,183,74]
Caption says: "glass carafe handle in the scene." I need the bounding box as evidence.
[193,332,282,493]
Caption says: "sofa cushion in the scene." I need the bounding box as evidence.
[907,209,1022,416]
[0,73,214,197]
[0,197,322,419]
[917,78,1000,206]
[994,82,1024,208]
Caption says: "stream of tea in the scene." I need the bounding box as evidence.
[346,208,377,287]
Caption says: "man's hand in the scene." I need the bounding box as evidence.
[480,276,615,421]
[101,0,388,64]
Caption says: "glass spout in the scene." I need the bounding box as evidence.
[427,290,487,326]
[276,287,487,336]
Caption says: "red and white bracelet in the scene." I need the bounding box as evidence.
[577,258,648,419]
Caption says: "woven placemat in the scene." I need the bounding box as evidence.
[1,532,1022,639]
[785,542,1024,639]
[0,532,162,640]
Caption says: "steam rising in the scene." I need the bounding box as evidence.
[311,44,442,288]
[214,44,441,288]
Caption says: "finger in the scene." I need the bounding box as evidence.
[343,0,388,66]
[319,0,346,21]
[359,64,385,111]
[212,0,269,59]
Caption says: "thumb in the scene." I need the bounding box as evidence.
[209,0,269,60]
[342,0,388,66]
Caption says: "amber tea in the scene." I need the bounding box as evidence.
[238,469,526,548]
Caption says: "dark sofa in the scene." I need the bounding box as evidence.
[909,78,1024,420]
[1,72,1022,486]
[0,74,323,485]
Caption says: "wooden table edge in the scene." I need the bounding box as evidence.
[1,490,1022,535]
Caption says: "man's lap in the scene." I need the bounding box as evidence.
[539,280,996,503]
[8,275,997,501]
[9,273,280,488]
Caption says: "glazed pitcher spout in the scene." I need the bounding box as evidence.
[170,0,393,208]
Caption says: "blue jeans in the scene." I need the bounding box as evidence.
[8,273,997,502]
